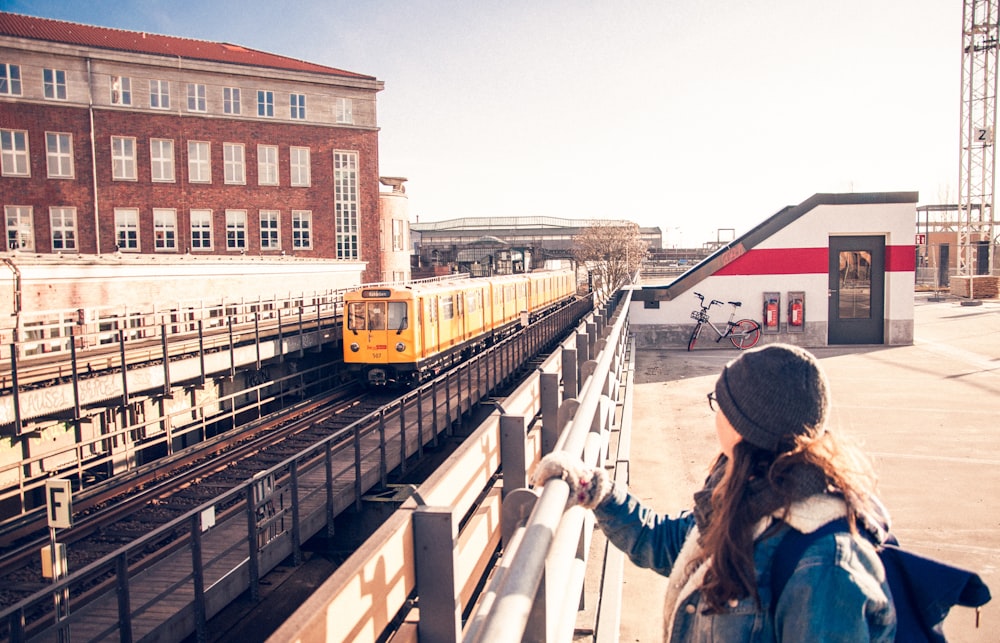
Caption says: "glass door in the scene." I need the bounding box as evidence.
[828,236,885,344]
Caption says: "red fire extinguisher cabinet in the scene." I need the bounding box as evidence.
[787,291,805,333]
[762,292,780,334]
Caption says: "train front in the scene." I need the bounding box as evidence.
[343,287,416,386]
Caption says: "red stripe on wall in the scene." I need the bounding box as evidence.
[714,246,915,276]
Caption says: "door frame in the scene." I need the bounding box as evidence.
[828,235,885,344]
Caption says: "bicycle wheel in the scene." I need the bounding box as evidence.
[730,319,761,349]
[687,323,703,351]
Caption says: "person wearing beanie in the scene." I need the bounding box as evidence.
[532,343,895,642]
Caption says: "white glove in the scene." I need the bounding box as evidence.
[530,450,612,510]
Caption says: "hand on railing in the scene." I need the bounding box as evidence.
[531,450,612,509]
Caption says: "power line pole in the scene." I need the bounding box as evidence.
[958,0,999,289]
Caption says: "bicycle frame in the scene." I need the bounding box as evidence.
[688,292,762,351]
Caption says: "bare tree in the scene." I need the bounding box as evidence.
[573,221,648,299]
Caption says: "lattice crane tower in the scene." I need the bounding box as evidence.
[958,0,999,278]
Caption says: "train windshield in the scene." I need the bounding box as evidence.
[347,301,407,332]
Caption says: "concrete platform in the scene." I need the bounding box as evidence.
[613,295,1000,642]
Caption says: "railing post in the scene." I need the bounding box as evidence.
[562,346,578,399]
[190,514,207,643]
[500,415,528,498]
[116,551,134,643]
[291,460,302,566]
[540,371,561,455]
[414,506,461,643]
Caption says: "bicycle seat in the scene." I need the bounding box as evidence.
[728,301,742,307]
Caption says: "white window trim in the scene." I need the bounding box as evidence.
[290,93,306,120]
[0,63,22,96]
[292,210,313,250]
[188,141,212,183]
[153,208,178,252]
[259,210,281,250]
[225,209,248,250]
[290,146,311,187]
[111,75,132,105]
[43,69,67,101]
[187,83,207,112]
[114,208,140,252]
[1,129,30,177]
[257,90,274,118]
[336,97,354,124]
[5,205,34,251]
[224,143,246,185]
[224,87,241,114]
[334,151,359,259]
[257,144,279,186]
[45,132,74,179]
[150,138,175,183]
[150,79,170,110]
[190,209,214,251]
[50,206,77,252]
[112,136,137,181]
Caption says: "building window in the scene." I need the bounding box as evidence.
[114,208,140,251]
[334,151,359,259]
[0,64,21,96]
[187,83,207,112]
[45,132,74,178]
[111,75,131,105]
[336,97,353,124]
[226,210,247,250]
[188,141,211,183]
[292,210,312,250]
[153,208,177,251]
[257,90,274,117]
[43,69,67,100]
[50,207,77,251]
[290,93,306,119]
[111,136,137,180]
[224,87,241,114]
[260,210,280,250]
[191,209,213,250]
[4,205,33,250]
[150,79,170,109]
[150,139,175,182]
[257,144,278,185]
[392,218,405,251]
[223,143,246,184]
[290,147,310,186]
[1,129,30,176]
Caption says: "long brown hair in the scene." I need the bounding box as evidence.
[696,430,879,613]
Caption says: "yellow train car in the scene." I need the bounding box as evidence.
[344,269,575,386]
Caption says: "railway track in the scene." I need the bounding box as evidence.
[0,381,398,610]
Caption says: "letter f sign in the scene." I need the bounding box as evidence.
[46,479,73,529]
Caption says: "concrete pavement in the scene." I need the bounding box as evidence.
[612,295,1000,642]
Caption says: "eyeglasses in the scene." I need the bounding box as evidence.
[707,392,718,412]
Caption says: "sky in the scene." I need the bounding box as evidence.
[3,0,962,247]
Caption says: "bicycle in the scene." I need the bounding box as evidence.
[687,292,762,351]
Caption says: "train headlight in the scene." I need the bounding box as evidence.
[350,343,360,352]
[395,342,406,352]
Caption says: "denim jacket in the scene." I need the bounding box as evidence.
[593,484,896,642]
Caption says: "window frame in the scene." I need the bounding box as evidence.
[4,205,34,251]
[223,87,242,114]
[150,138,175,183]
[111,75,132,105]
[1,129,30,177]
[290,146,311,187]
[257,90,274,117]
[223,143,246,185]
[257,144,279,185]
[334,151,359,259]
[114,208,140,252]
[43,68,67,100]
[50,206,77,252]
[187,141,211,183]
[111,136,137,181]
[292,210,313,250]
[187,83,207,112]
[259,210,281,251]
[336,97,353,124]
[225,209,248,251]
[0,63,22,96]
[45,132,74,179]
[150,79,170,110]
[190,209,213,251]
[153,208,178,252]
[290,93,306,120]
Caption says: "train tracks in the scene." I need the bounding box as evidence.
[0,381,394,610]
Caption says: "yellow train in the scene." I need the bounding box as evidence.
[343,269,577,386]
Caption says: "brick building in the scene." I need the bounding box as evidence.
[0,12,389,282]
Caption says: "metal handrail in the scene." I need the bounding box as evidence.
[465,288,632,642]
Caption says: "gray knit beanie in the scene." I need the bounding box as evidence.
[713,343,829,452]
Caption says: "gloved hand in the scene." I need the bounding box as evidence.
[530,450,612,509]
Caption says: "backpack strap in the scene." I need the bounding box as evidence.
[769,518,852,616]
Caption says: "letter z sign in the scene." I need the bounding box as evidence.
[46,479,73,529]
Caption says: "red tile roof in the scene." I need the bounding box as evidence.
[0,12,375,80]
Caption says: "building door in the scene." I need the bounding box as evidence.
[828,236,885,344]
